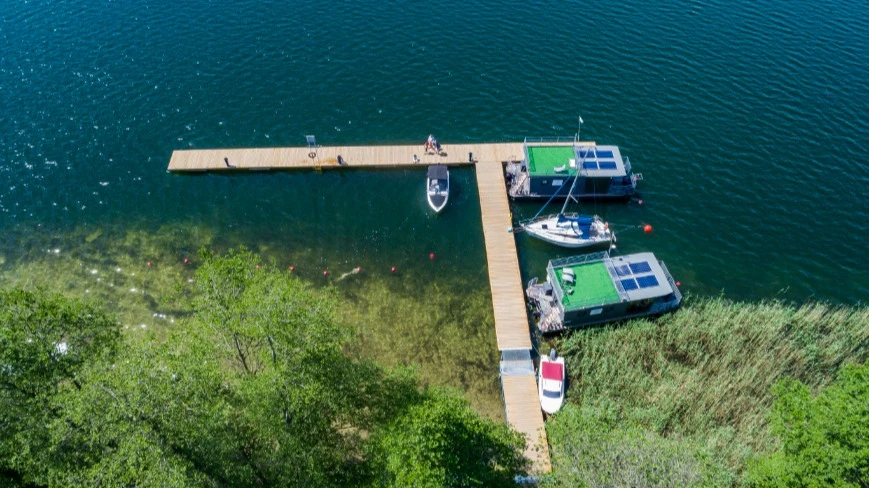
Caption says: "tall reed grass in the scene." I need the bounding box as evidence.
[556,297,869,475]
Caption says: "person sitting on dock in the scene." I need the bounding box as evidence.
[425,134,434,153]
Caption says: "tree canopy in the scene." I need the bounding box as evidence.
[0,288,120,486]
[747,360,869,487]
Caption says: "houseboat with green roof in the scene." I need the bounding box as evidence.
[526,251,681,333]
[506,138,641,200]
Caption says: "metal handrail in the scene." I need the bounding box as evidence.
[547,251,609,270]
[523,136,579,145]
[659,261,683,303]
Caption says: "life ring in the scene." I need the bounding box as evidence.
[308,151,316,159]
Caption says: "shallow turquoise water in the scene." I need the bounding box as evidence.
[1,0,867,305]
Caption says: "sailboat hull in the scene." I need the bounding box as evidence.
[523,214,614,249]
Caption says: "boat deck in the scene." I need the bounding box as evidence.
[167,142,552,473]
[555,261,620,310]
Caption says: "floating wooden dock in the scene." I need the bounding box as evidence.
[168,143,526,172]
[166,141,567,474]
[475,161,532,351]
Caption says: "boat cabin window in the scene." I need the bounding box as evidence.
[585,177,611,194]
[590,307,603,316]
[552,179,564,187]
[627,299,653,313]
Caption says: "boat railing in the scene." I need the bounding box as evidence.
[624,157,632,174]
[659,261,683,303]
[524,136,578,146]
[547,251,609,271]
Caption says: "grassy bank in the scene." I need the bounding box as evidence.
[546,297,869,483]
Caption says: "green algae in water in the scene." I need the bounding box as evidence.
[0,221,505,420]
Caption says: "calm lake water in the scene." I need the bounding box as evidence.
[1,0,867,413]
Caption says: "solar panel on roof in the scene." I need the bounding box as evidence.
[582,161,598,169]
[599,161,618,170]
[636,275,660,289]
[577,149,615,159]
[615,264,631,276]
[629,262,652,274]
[620,278,639,291]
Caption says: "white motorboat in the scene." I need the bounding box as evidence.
[538,350,565,415]
[427,165,449,213]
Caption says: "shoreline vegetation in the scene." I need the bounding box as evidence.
[2,242,867,485]
[0,224,504,420]
[545,298,868,486]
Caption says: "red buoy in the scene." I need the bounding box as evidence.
[391,266,396,273]
[183,258,189,264]
[644,224,653,233]
[356,266,362,272]
[638,199,644,205]
[429,253,435,260]
[289,265,295,272]
[676,281,681,287]
[323,270,329,276]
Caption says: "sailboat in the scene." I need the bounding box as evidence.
[427,165,449,213]
[521,170,614,249]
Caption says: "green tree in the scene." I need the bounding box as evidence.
[48,247,418,487]
[369,388,528,488]
[0,288,120,486]
[747,360,869,487]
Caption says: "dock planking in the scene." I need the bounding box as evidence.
[502,374,551,473]
[168,143,526,172]
[167,140,569,474]
[474,161,532,351]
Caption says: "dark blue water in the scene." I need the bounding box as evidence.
[1,0,866,306]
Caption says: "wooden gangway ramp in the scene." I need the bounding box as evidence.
[475,161,550,473]
[168,143,525,171]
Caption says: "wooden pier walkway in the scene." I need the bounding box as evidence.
[168,143,525,172]
[167,142,553,473]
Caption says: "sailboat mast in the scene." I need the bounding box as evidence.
[559,166,580,215]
